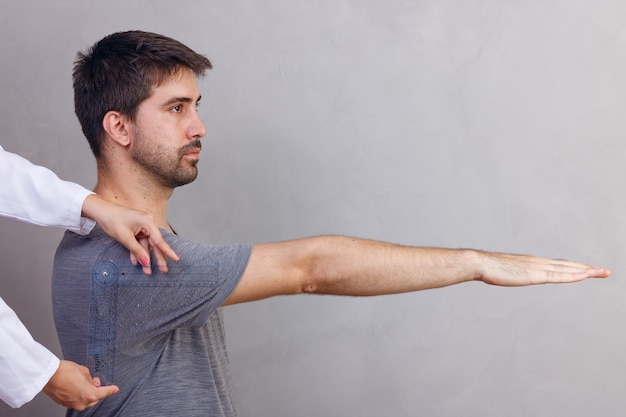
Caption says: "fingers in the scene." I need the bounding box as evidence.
[149,230,180,272]
[481,252,611,286]
[124,234,152,275]
[136,225,179,273]
[532,258,610,282]
[532,263,610,285]
[127,226,179,274]
[151,245,169,273]
[586,266,611,278]
[148,230,180,263]
[125,224,179,275]
[136,236,153,275]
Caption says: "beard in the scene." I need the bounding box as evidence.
[131,129,201,188]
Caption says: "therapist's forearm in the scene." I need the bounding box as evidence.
[0,297,59,408]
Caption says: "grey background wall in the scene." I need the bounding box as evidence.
[1,1,625,416]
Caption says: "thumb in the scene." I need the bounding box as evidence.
[93,384,120,401]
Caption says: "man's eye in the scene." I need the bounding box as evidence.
[173,105,182,112]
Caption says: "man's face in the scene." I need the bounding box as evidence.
[129,68,206,188]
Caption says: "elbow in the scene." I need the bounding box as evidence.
[288,234,341,296]
[294,250,323,295]
[300,281,319,294]
[296,234,351,295]
[291,262,320,294]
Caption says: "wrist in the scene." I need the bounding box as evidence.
[460,248,484,282]
[80,193,99,220]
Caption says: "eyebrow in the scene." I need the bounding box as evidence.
[161,95,202,107]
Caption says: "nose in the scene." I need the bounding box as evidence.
[188,110,207,140]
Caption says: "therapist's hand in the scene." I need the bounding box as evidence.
[42,360,119,411]
[81,194,179,274]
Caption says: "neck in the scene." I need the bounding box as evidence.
[94,159,174,232]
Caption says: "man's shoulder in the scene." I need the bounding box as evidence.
[55,225,122,269]
[58,225,114,249]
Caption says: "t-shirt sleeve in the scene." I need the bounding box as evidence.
[90,235,252,353]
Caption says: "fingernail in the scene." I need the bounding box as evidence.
[140,257,150,266]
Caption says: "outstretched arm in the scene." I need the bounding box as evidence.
[224,236,610,305]
[81,194,180,274]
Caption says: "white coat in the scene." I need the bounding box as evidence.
[0,145,94,408]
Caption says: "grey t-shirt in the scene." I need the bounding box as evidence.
[52,226,252,417]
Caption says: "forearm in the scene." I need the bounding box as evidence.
[301,236,606,292]
[0,146,93,233]
[301,236,479,296]
[0,297,59,408]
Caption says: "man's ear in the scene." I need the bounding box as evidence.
[102,111,131,147]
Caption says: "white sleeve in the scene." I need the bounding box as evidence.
[0,297,60,408]
[0,145,95,235]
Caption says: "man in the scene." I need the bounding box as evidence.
[0,145,179,410]
[51,30,610,416]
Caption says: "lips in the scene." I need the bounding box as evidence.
[184,148,201,156]
[180,141,202,159]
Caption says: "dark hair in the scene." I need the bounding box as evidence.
[73,30,212,157]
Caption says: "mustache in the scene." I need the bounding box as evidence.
[179,140,202,156]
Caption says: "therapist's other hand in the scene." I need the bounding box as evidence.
[42,360,119,411]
